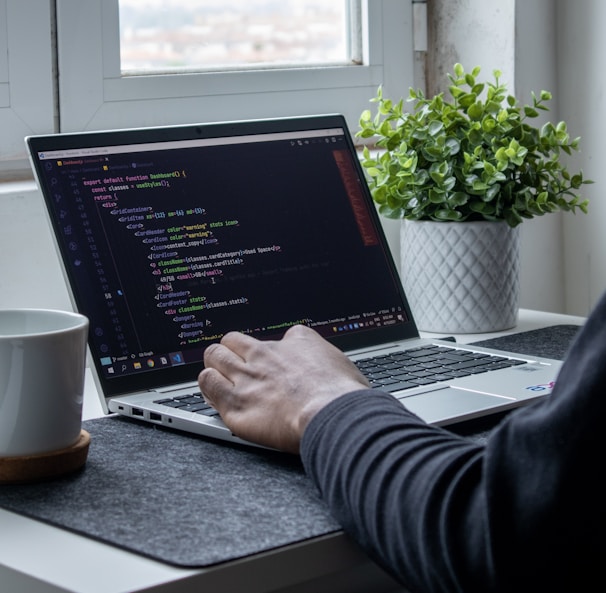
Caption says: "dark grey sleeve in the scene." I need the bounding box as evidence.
[300,295,606,593]
[300,390,495,592]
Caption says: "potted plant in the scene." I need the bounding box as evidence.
[357,63,591,333]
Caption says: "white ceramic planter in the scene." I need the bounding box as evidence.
[400,220,520,333]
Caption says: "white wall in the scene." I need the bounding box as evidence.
[427,0,566,313]
[515,0,565,313]
[428,0,515,95]
[515,0,604,316]
[557,0,605,316]
[0,184,72,311]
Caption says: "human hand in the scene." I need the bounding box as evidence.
[197,325,370,453]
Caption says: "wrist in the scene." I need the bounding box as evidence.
[295,383,366,441]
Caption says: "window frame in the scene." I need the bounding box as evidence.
[0,0,414,179]
[0,0,54,179]
[56,0,414,135]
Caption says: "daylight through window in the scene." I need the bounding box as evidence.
[119,0,354,73]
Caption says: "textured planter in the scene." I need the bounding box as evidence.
[400,220,520,333]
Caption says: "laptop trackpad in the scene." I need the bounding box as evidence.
[398,387,514,425]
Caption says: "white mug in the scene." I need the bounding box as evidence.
[0,309,89,457]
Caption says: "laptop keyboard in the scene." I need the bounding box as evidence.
[354,345,526,393]
[154,393,220,417]
[152,345,526,414]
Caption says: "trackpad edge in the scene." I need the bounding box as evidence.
[398,388,515,425]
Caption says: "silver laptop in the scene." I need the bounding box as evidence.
[26,115,562,447]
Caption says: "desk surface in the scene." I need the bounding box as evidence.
[0,309,586,593]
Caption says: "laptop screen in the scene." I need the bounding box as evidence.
[28,116,417,396]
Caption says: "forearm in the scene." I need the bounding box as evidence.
[300,390,495,593]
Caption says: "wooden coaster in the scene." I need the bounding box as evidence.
[0,430,90,484]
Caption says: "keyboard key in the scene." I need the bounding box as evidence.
[408,377,438,386]
[194,408,221,417]
[154,392,221,417]
[373,380,417,392]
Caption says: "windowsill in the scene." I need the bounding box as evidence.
[0,179,37,195]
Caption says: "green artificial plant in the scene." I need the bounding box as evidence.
[357,63,591,227]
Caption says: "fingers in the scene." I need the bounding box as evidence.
[204,340,239,369]
[199,331,273,408]
[197,366,230,408]
[203,326,312,381]
[219,330,257,354]
[199,339,247,408]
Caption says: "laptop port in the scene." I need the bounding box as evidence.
[150,412,162,422]
[132,407,144,417]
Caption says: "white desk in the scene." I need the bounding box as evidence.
[0,309,586,593]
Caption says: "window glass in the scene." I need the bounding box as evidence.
[119,0,352,73]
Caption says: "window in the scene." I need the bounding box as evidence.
[1,0,414,180]
[119,0,354,72]
[0,1,54,178]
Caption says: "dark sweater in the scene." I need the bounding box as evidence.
[301,295,606,593]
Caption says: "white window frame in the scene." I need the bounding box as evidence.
[56,0,414,136]
[0,0,414,180]
[0,0,54,178]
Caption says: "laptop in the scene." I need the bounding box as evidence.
[26,115,562,447]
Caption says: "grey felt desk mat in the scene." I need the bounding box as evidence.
[0,418,340,567]
[471,324,581,361]
[0,324,582,568]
